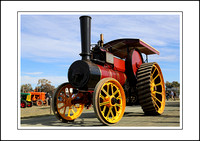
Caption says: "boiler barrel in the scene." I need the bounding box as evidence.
[68,60,127,90]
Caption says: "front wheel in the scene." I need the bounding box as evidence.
[93,78,126,125]
[27,101,33,107]
[21,100,27,108]
[52,82,84,122]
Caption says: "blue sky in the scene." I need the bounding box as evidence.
[20,14,180,89]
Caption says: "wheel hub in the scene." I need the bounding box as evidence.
[104,96,117,107]
[151,82,157,95]
[65,98,72,106]
[111,97,117,105]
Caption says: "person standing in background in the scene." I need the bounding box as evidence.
[166,91,169,101]
[171,91,174,100]
[174,91,176,101]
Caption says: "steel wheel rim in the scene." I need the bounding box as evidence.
[98,80,126,124]
[150,63,165,114]
[56,84,84,121]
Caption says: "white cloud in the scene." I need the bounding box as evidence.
[21,14,180,64]
[91,15,180,47]
[21,33,81,62]
[21,15,80,41]
[162,68,179,71]
[149,54,179,62]
[23,72,43,75]
[21,15,82,63]
[21,75,68,88]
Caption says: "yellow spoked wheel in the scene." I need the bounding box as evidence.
[52,82,84,122]
[93,78,126,125]
[137,62,165,115]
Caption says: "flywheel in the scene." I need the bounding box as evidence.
[136,62,165,115]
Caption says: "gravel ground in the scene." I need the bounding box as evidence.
[20,98,179,118]
[20,99,180,127]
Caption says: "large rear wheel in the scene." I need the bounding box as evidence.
[52,82,84,122]
[93,78,126,125]
[136,62,165,115]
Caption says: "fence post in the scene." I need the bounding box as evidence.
[50,97,52,114]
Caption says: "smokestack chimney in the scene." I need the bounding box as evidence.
[79,16,92,61]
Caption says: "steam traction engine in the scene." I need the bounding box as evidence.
[52,16,165,125]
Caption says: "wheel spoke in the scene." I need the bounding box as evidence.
[102,106,106,113]
[58,105,65,110]
[110,108,114,118]
[106,107,112,118]
[71,109,75,114]
[115,103,122,108]
[114,105,118,113]
[152,98,160,109]
[101,88,109,97]
[153,74,159,81]
[111,84,114,95]
[63,106,66,115]
[63,89,66,97]
[152,67,157,75]
[68,108,71,116]
[155,83,161,86]
[116,96,122,100]
[156,91,163,95]
[152,94,162,103]
[100,94,105,100]
[100,101,109,106]
[67,88,72,97]
[113,89,119,96]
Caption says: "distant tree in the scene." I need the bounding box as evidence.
[35,79,55,96]
[165,81,180,96]
[165,81,172,88]
[171,81,180,88]
[21,84,33,93]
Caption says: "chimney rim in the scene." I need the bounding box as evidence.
[79,15,92,19]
